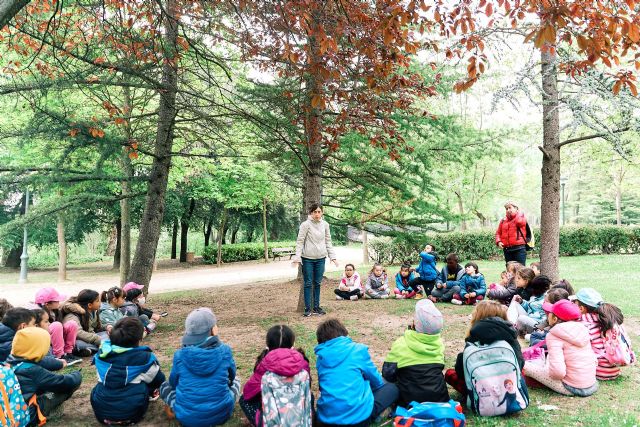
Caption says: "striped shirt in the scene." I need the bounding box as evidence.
[580,313,620,381]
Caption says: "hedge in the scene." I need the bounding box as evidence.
[368,225,640,264]
[202,241,296,264]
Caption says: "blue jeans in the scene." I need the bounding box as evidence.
[302,257,325,310]
[504,245,527,266]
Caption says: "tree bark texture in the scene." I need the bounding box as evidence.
[0,0,30,30]
[263,198,268,263]
[204,219,213,247]
[171,220,178,259]
[539,47,561,281]
[180,198,195,262]
[57,209,67,282]
[456,192,467,231]
[128,0,179,292]
[113,220,121,270]
[217,207,228,267]
[119,85,134,285]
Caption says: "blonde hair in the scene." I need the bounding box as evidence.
[467,300,507,338]
[506,261,522,276]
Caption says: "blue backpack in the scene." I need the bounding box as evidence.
[394,400,465,427]
[0,364,30,427]
[463,340,529,416]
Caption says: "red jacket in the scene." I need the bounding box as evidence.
[495,212,527,248]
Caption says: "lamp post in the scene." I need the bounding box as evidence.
[18,189,29,284]
[560,177,568,226]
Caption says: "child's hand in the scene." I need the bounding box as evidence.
[58,359,67,368]
[443,283,448,289]
[436,283,443,289]
[469,292,476,298]
[151,313,161,321]
[513,295,523,303]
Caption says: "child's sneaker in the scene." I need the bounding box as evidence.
[336,295,344,300]
[451,299,463,305]
[414,293,424,300]
[395,294,405,299]
[349,295,359,301]
[428,295,439,303]
[149,389,160,401]
[313,307,327,315]
[380,294,389,299]
[303,308,312,317]
[524,334,531,343]
[75,347,93,358]
[62,353,82,367]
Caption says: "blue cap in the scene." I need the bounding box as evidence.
[575,288,603,308]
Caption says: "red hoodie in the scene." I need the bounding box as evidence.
[495,212,527,248]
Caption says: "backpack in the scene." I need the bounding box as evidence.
[601,323,636,366]
[0,365,30,427]
[261,370,312,427]
[516,222,535,251]
[463,341,529,417]
[394,400,465,427]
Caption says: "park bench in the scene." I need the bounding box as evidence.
[272,247,295,261]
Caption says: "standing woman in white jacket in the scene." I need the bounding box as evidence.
[293,204,339,317]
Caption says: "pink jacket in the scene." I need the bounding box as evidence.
[547,321,597,389]
[339,272,362,292]
[242,348,310,401]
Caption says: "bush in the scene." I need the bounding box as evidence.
[369,226,640,263]
[202,241,296,264]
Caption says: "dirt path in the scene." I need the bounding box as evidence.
[1,246,364,306]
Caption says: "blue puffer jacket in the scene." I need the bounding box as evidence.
[0,323,63,371]
[395,272,415,292]
[458,273,487,298]
[521,294,546,322]
[315,336,385,425]
[91,341,165,424]
[415,252,438,281]
[170,336,236,427]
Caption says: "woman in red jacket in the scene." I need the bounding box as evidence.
[495,201,528,266]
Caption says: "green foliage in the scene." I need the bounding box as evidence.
[369,225,640,263]
[202,241,296,264]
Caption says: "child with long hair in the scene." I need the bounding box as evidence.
[552,279,575,296]
[445,300,524,395]
[32,288,81,366]
[240,325,311,426]
[61,289,107,356]
[524,300,598,396]
[510,275,551,335]
[487,261,522,304]
[364,263,390,299]
[99,287,126,328]
[451,262,486,306]
[575,288,635,381]
[394,263,417,299]
[335,264,364,301]
[528,287,570,347]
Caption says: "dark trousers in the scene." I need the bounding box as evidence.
[239,396,262,427]
[407,278,436,295]
[318,382,399,427]
[334,289,363,299]
[504,246,527,266]
[302,257,325,310]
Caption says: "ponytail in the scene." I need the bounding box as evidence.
[255,324,296,370]
[596,303,624,334]
[101,287,124,305]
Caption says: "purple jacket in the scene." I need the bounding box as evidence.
[242,348,310,401]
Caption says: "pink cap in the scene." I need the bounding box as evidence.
[123,282,144,293]
[34,288,67,304]
[542,299,581,322]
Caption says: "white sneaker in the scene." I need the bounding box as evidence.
[380,294,389,299]
[395,294,405,299]
[336,295,344,300]
[350,295,359,301]
[451,299,463,305]
[524,334,531,343]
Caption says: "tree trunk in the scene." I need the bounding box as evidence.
[5,246,21,269]
[104,225,118,257]
[180,198,196,262]
[217,207,228,267]
[57,209,67,282]
[170,220,178,259]
[615,187,622,226]
[119,85,134,286]
[221,219,229,245]
[361,223,368,264]
[113,220,121,270]
[263,198,269,263]
[230,225,239,244]
[204,219,213,247]
[246,227,254,243]
[127,0,179,293]
[0,0,30,30]
[455,192,467,231]
[539,46,561,281]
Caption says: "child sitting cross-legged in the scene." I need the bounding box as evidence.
[240,324,312,426]
[61,289,109,356]
[394,263,417,299]
[365,263,390,299]
[509,275,551,336]
[429,253,464,303]
[99,287,126,329]
[523,300,598,396]
[121,287,159,334]
[160,308,241,427]
[91,317,166,425]
[335,264,364,301]
[451,262,486,306]
[382,299,449,407]
[31,309,77,371]
[315,319,398,427]
[7,327,82,426]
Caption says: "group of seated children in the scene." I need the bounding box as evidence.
[0,282,166,426]
[336,244,488,305]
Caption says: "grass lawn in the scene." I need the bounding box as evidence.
[47,254,640,426]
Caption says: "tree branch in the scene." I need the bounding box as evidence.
[558,127,631,148]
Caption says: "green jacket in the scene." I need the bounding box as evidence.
[385,329,445,368]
